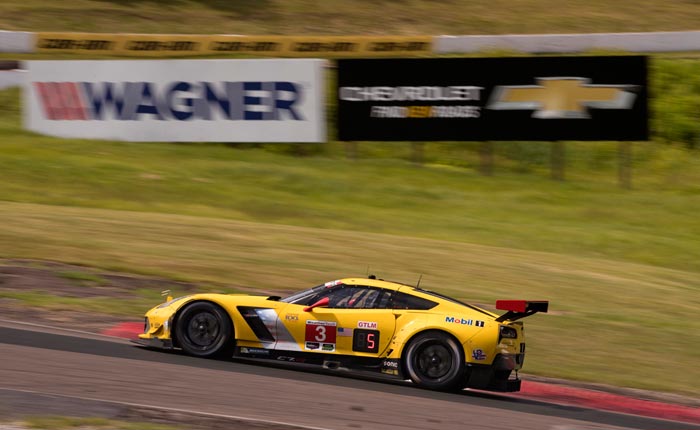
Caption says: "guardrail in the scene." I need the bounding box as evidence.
[434,31,700,54]
[2,30,700,56]
[0,30,33,53]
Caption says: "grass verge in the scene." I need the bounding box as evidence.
[0,202,698,396]
[3,0,700,35]
[22,416,181,430]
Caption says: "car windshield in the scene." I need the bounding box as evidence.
[280,284,330,304]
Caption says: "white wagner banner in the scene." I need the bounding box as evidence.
[23,59,325,142]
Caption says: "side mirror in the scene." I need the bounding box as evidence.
[303,296,330,312]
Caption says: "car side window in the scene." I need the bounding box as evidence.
[283,284,333,305]
[298,285,435,310]
[343,287,399,309]
[374,289,394,309]
[304,285,395,309]
[301,284,358,308]
[329,286,382,309]
[391,291,438,310]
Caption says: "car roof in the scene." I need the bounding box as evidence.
[338,277,413,291]
[338,277,454,304]
[337,277,498,317]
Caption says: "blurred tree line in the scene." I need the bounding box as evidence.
[652,58,700,149]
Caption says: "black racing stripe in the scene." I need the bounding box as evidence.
[236,307,275,342]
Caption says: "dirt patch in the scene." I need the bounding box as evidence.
[0,259,199,297]
[0,259,265,332]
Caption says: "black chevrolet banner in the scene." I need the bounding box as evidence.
[337,56,648,141]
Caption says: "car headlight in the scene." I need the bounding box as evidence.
[499,325,518,340]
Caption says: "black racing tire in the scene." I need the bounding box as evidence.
[174,301,234,359]
[403,331,465,391]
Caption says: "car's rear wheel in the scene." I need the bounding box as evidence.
[175,301,234,358]
[403,331,465,391]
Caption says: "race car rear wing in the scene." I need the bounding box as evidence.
[495,300,549,322]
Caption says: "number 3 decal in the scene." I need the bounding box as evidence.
[305,320,337,344]
[315,325,327,342]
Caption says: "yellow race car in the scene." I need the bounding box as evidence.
[136,276,548,392]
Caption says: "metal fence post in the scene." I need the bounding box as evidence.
[618,141,632,189]
[551,141,565,181]
[479,141,494,176]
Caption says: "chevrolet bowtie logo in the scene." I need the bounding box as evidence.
[486,77,638,119]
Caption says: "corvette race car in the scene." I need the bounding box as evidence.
[136,276,548,392]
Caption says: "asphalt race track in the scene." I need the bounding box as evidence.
[1,323,698,430]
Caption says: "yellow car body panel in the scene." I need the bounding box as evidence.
[137,277,546,392]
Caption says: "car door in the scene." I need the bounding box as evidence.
[278,284,397,357]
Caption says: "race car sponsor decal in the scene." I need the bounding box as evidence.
[445,316,485,327]
[446,316,472,325]
[252,308,301,350]
[321,343,335,352]
[239,347,271,356]
[337,327,353,337]
[324,280,342,288]
[381,359,400,375]
[357,321,378,329]
[285,313,299,322]
[472,349,487,360]
[305,342,320,350]
[382,359,399,370]
[305,320,337,350]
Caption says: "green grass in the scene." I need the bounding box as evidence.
[58,271,107,286]
[0,86,698,273]
[0,289,174,315]
[2,0,700,34]
[2,138,700,271]
[22,416,181,430]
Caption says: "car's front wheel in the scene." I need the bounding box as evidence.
[403,331,465,391]
[175,301,234,358]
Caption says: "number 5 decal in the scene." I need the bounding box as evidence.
[353,329,380,353]
[367,333,376,349]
